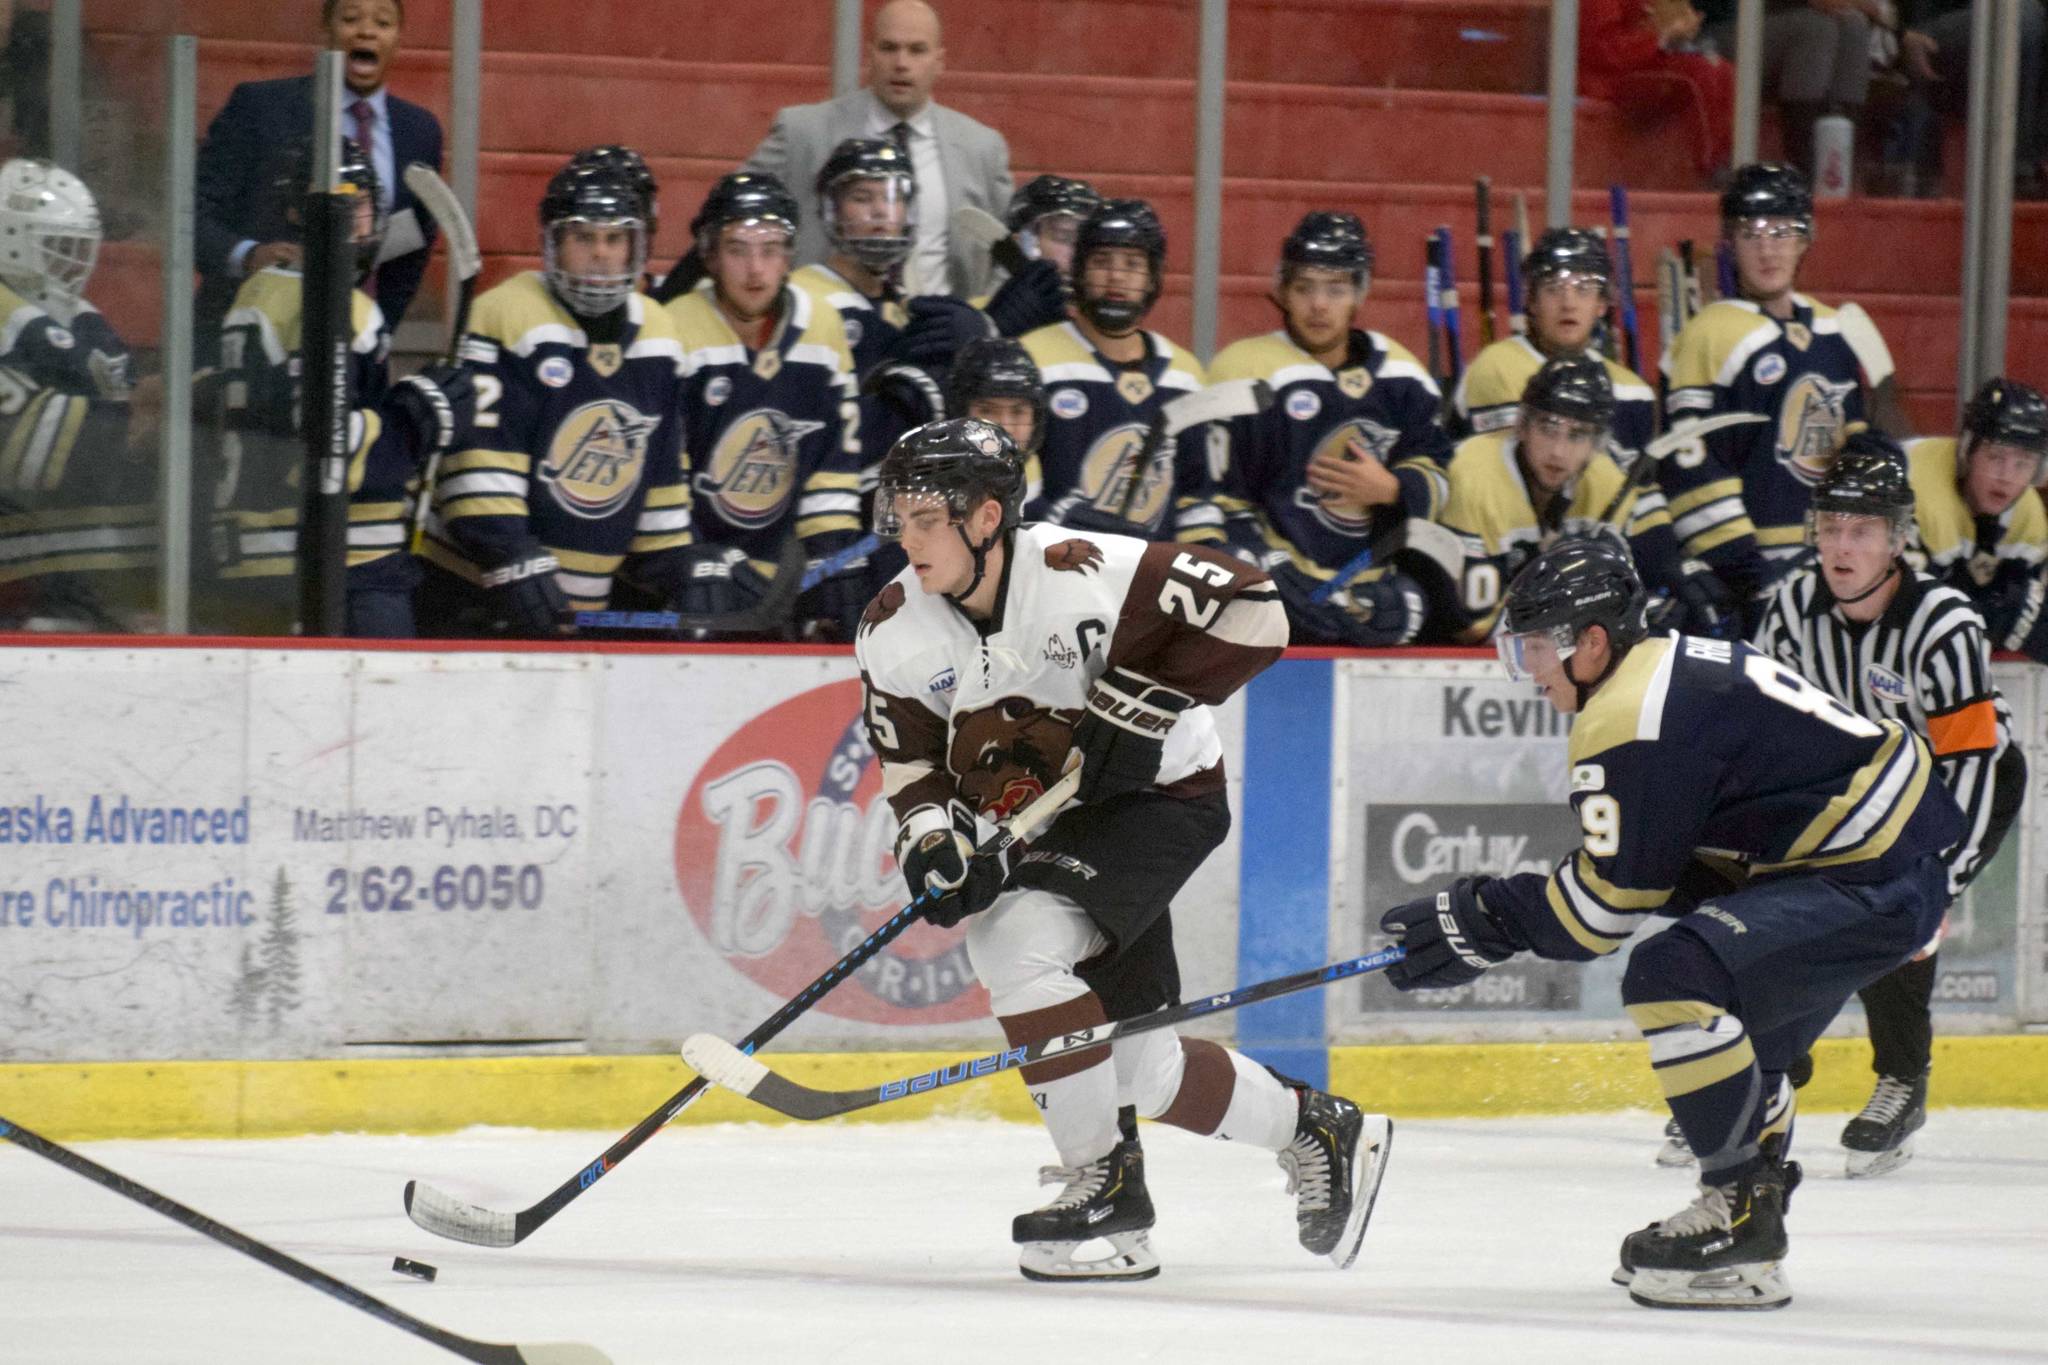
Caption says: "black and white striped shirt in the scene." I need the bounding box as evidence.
[1754,565,2012,894]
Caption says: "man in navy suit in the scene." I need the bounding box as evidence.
[194,0,442,348]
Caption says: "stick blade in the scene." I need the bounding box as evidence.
[516,1345,614,1365]
[1162,378,1272,438]
[403,1179,520,1247]
[403,163,482,280]
[681,1034,771,1097]
[951,204,1030,275]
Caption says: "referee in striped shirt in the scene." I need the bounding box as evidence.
[1753,433,2027,1176]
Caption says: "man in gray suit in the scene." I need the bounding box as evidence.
[744,0,1013,299]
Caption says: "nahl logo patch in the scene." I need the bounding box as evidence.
[1866,664,1911,704]
[1051,388,1088,420]
[536,356,574,388]
[1755,353,1788,386]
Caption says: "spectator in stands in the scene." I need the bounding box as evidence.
[741,0,1013,299]
[1580,0,1735,181]
[194,0,442,352]
[1891,0,2046,198]
[1697,0,1874,183]
[0,0,51,160]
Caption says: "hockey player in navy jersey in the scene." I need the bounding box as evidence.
[214,137,472,636]
[1660,164,1900,617]
[664,172,870,639]
[858,417,1390,1282]
[1453,227,1659,468]
[1017,199,1224,546]
[1208,211,1447,645]
[418,156,692,637]
[1378,537,1963,1309]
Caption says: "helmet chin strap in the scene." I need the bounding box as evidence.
[944,523,1007,606]
[1834,558,1900,607]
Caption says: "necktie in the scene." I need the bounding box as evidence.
[889,121,913,157]
[349,99,379,294]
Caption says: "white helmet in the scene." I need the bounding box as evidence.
[0,158,102,319]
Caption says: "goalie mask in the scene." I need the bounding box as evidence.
[0,158,101,321]
[540,160,647,317]
[817,137,917,276]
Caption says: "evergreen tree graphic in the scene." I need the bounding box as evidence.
[258,867,303,1028]
[227,942,266,1029]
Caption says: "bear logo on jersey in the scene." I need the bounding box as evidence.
[695,408,827,529]
[1044,539,1106,574]
[1078,425,1170,528]
[949,696,1083,822]
[1294,417,1400,534]
[538,399,662,520]
[1776,373,1858,485]
[859,580,907,637]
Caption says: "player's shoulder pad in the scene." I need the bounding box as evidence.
[1800,294,1842,326]
[1209,331,1312,387]
[1447,429,1514,479]
[1576,451,1630,507]
[466,272,578,359]
[1601,355,1656,403]
[1364,331,1438,392]
[223,267,305,363]
[0,276,38,333]
[1666,300,1771,387]
[2011,486,2048,547]
[1152,332,1206,391]
[853,574,953,682]
[622,292,686,369]
[1568,634,1682,762]
[791,264,868,319]
[1021,321,1100,376]
[349,288,387,357]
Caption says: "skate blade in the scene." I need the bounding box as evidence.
[1654,1140,1697,1169]
[1844,1138,1913,1179]
[1611,1263,1634,1287]
[1628,1262,1791,1311]
[1018,1230,1160,1283]
[1329,1115,1394,1270]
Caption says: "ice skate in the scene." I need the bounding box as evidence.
[1013,1136,1160,1282]
[1842,1073,1926,1179]
[1276,1087,1392,1269]
[1655,1116,1696,1168]
[1620,1158,1794,1310]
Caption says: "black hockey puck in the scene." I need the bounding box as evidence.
[392,1256,438,1282]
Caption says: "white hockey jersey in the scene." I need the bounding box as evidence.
[855,522,1289,844]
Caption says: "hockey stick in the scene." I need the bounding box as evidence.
[1111,378,1276,526]
[402,163,483,555]
[1595,412,1768,525]
[403,767,1082,1247]
[1502,227,1526,339]
[1608,185,1641,375]
[1714,240,1737,303]
[1475,177,1496,345]
[0,1115,607,1364]
[570,536,810,636]
[953,204,1032,278]
[683,946,1407,1122]
[1656,247,1681,371]
[1435,226,1465,391]
[1679,240,1705,316]
[1422,238,1444,389]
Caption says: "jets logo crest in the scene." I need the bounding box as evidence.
[1776,374,1858,485]
[1078,424,1169,528]
[695,407,826,529]
[1293,416,1399,534]
[539,399,661,519]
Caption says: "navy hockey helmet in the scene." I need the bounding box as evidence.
[1521,226,1612,292]
[1520,354,1615,431]
[816,137,917,275]
[874,417,1027,602]
[1006,174,1102,234]
[946,337,1047,455]
[269,135,385,280]
[540,160,647,317]
[1961,377,2048,473]
[1071,198,1165,335]
[568,144,659,234]
[1498,538,1649,693]
[1280,210,1372,287]
[1721,162,1813,234]
[691,171,800,254]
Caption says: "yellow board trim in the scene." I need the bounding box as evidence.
[4,1036,2045,1141]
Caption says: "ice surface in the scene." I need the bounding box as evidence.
[2,1111,2043,1364]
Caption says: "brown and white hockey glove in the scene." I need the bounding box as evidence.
[1070,665,1193,804]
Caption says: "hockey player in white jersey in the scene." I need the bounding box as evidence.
[856,417,1392,1281]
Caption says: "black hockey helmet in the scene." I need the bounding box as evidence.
[1961,377,2048,465]
[1721,162,1813,233]
[268,135,385,280]
[1071,198,1165,335]
[1811,430,1914,536]
[1005,174,1102,234]
[1498,537,1649,689]
[1521,226,1612,292]
[874,417,1027,602]
[1280,210,1372,287]
[816,137,917,275]
[691,171,800,253]
[946,337,1048,455]
[1521,354,1615,431]
[569,144,658,234]
[540,160,648,316]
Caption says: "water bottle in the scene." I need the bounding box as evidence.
[1814,114,1855,199]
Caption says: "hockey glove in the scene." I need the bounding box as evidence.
[1672,559,1737,638]
[897,295,996,369]
[982,258,1066,337]
[1070,666,1194,804]
[387,364,476,459]
[897,805,1013,928]
[674,544,781,622]
[1378,876,1525,991]
[1268,561,1426,648]
[482,548,573,637]
[797,566,870,643]
[863,361,945,428]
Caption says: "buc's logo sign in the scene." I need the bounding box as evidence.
[672,679,985,1023]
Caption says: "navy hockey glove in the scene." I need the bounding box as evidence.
[897,805,1013,928]
[797,567,869,643]
[388,364,476,459]
[1071,666,1194,804]
[897,295,995,369]
[863,361,945,428]
[674,545,782,622]
[1269,561,1426,648]
[1378,876,1526,991]
[982,259,1066,337]
[482,548,573,637]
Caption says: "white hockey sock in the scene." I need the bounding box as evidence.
[1029,1053,1122,1168]
[1214,1050,1300,1152]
